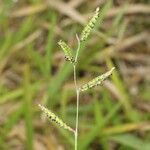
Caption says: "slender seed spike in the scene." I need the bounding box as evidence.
[58,40,75,64]
[79,67,115,91]
[80,7,100,42]
[38,104,75,133]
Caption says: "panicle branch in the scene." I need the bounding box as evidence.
[38,104,75,133]
[58,40,75,64]
[80,7,100,42]
[79,67,115,91]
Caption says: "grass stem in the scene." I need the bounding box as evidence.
[74,34,81,150]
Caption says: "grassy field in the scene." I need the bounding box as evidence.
[0,0,150,149]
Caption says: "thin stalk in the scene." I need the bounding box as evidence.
[74,65,79,150]
[74,34,80,150]
[75,34,80,63]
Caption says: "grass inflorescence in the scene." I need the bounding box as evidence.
[1,1,149,150]
[80,7,100,42]
[58,40,75,64]
[39,7,115,150]
[38,104,75,133]
[79,67,115,91]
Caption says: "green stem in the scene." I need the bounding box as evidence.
[75,34,80,63]
[74,34,80,150]
[74,65,80,150]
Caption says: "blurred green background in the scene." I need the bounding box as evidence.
[0,0,150,149]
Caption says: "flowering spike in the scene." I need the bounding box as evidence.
[58,40,75,64]
[80,7,100,42]
[38,104,75,133]
[79,67,115,91]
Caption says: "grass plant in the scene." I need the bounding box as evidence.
[0,0,149,149]
[39,7,115,150]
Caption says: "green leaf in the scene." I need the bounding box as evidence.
[111,134,150,150]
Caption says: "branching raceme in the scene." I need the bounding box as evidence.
[39,7,115,150]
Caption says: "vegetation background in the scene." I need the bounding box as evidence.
[0,0,150,149]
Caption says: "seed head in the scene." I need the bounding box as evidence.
[58,40,75,64]
[80,7,100,42]
[38,104,75,133]
[79,67,115,91]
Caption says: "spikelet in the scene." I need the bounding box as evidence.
[38,104,75,133]
[58,40,75,64]
[79,67,115,91]
[80,7,100,42]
